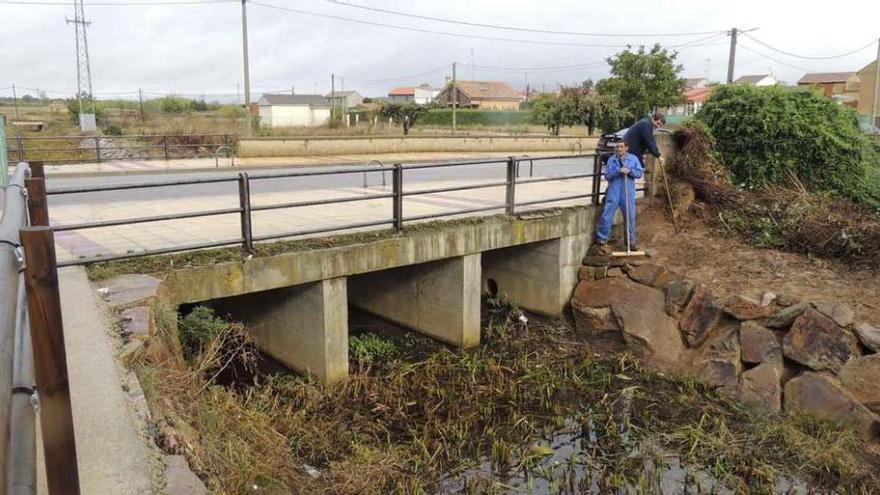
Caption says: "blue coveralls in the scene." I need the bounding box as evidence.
[596,152,643,245]
[624,118,661,165]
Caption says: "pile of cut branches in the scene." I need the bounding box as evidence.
[669,123,880,265]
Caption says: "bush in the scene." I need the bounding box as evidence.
[178,306,229,361]
[697,85,876,204]
[349,333,398,362]
[219,104,246,119]
[66,98,109,125]
[101,123,123,136]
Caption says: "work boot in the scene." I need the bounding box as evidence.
[588,242,612,256]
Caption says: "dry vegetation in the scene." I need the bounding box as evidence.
[131,299,880,494]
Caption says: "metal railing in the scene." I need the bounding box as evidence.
[47,152,646,266]
[6,134,234,164]
[1,163,35,494]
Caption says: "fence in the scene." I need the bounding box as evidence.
[5,134,234,164]
[1,161,80,494]
[48,151,645,266]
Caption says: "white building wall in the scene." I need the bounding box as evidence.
[413,88,434,105]
[260,105,331,127]
[311,108,331,126]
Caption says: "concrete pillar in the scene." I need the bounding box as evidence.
[482,234,589,316]
[215,278,349,385]
[348,254,481,347]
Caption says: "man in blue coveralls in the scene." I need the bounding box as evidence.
[624,112,666,166]
[591,141,643,255]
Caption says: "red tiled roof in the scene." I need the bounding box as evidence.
[388,87,416,96]
[685,86,714,103]
[797,72,857,84]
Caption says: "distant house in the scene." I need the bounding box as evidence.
[667,86,715,117]
[797,72,860,107]
[685,77,711,90]
[435,80,522,110]
[387,85,436,105]
[733,74,778,86]
[257,94,331,127]
[325,90,363,110]
[857,60,879,127]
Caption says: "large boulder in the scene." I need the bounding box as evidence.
[663,279,695,317]
[766,303,811,330]
[723,296,777,321]
[739,321,781,365]
[679,285,725,347]
[738,361,782,413]
[624,263,681,289]
[572,277,684,369]
[784,372,880,440]
[815,302,856,328]
[691,323,741,389]
[782,308,861,373]
[853,322,880,353]
[839,354,880,414]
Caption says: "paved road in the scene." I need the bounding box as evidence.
[43,156,624,264]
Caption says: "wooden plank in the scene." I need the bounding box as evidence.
[20,227,80,495]
[25,177,48,227]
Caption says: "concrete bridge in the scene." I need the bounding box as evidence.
[159,206,599,384]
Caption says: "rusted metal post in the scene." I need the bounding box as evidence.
[237,173,253,252]
[392,164,403,231]
[19,227,81,495]
[163,135,170,161]
[505,156,516,215]
[26,177,49,227]
[93,137,101,163]
[17,136,24,162]
[591,154,601,206]
[29,160,45,180]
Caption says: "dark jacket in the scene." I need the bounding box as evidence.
[624,118,660,161]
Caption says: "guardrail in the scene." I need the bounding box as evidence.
[5,134,233,164]
[2,161,80,494]
[47,151,649,266]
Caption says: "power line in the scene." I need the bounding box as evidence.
[339,64,450,84]
[326,0,727,38]
[741,32,876,60]
[250,1,642,48]
[0,0,233,5]
[736,42,817,73]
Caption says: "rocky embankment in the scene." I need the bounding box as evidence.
[572,256,880,440]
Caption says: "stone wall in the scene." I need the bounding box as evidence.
[238,135,599,158]
[572,258,880,440]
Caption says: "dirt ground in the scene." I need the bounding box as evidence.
[636,200,880,327]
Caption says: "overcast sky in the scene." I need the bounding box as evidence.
[1,0,878,101]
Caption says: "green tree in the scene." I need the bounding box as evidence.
[596,44,685,125]
[697,84,879,205]
[65,96,108,125]
[378,102,429,135]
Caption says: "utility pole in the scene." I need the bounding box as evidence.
[872,37,880,129]
[291,85,295,95]
[726,27,738,84]
[452,62,457,134]
[138,88,144,122]
[331,73,335,118]
[11,83,19,119]
[241,0,252,134]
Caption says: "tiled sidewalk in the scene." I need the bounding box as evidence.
[51,174,635,264]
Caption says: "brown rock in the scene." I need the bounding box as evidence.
[606,267,625,277]
[624,262,666,286]
[663,278,695,317]
[816,302,856,328]
[680,285,725,347]
[582,255,626,267]
[572,277,684,368]
[578,265,606,281]
[839,354,880,414]
[782,308,861,374]
[738,361,782,413]
[724,296,778,321]
[164,455,208,495]
[572,305,620,335]
[766,303,811,330]
[784,372,880,440]
[739,321,781,365]
[691,323,741,389]
[854,322,880,353]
